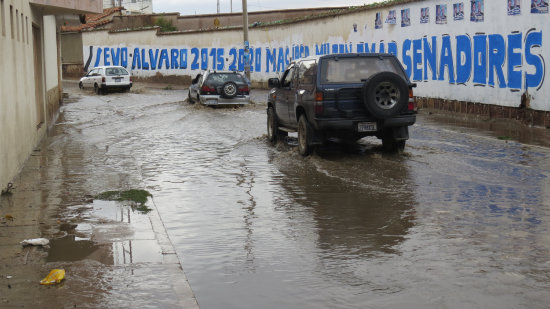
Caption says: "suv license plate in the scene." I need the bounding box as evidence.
[358,122,377,132]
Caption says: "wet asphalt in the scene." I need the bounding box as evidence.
[1,81,550,308]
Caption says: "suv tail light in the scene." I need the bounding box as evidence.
[408,88,416,111]
[102,77,106,83]
[200,85,216,95]
[314,91,323,115]
[315,91,323,101]
[238,85,250,95]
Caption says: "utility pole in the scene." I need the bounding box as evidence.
[217,0,220,14]
[242,0,250,79]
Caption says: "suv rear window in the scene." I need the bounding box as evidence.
[319,57,404,84]
[205,73,246,86]
[105,67,129,76]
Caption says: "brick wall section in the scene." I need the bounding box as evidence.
[417,97,550,128]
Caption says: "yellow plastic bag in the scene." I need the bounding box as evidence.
[40,269,65,285]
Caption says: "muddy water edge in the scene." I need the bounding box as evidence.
[1,82,550,308]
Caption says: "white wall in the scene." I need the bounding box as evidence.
[83,0,549,111]
[0,0,44,191]
[44,15,58,91]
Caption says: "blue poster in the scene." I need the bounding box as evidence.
[375,12,383,29]
[531,0,548,13]
[454,3,465,20]
[420,7,430,24]
[401,8,411,27]
[508,0,521,15]
[386,10,396,24]
[436,4,447,24]
[470,0,484,22]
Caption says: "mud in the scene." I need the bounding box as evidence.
[1,81,549,308]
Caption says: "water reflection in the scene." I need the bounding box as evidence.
[269,148,417,288]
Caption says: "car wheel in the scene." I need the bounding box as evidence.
[381,129,406,153]
[298,115,313,156]
[221,81,238,98]
[188,90,195,104]
[362,72,408,119]
[267,106,285,145]
[79,82,83,90]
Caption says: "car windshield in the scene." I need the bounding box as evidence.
[105,67,129,76]
[205,73,246,86]
[320,57,404,84]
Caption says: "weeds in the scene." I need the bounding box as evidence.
[95,189,153,213]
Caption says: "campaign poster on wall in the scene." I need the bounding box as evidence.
[375,12,383,29]
[386,10,397,24]
[401,8,411,27]
[454,3,465,20]
[531,0,548,13]
[420,7,430,24]
[436,4,447,24]
[470,0,484,22]
[507,0,521,15]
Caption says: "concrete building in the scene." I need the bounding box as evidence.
[0,0,103,193]
[104,0,152,14]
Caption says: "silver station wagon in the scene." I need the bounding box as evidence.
[188,70,250,106]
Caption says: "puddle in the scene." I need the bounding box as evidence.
[46,235,106,263]
[46,199,161,265]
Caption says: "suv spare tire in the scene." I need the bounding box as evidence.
[221,81,238,98]
[362,72,408,119]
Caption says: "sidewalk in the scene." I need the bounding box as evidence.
[0,89,198,308]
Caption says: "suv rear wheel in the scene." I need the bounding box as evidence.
[362,72,408,119]
[298,115,313,156]
[382,129,406,153]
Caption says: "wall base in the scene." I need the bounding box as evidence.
[46,86,61,127]
[417,97,550,128]
[62,63,84,79]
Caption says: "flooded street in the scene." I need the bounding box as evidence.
[25,83,550,308]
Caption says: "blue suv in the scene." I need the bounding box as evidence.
[267,53,416,155]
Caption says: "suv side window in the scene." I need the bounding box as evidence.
[280,64,295,88]
[297,60,316,87]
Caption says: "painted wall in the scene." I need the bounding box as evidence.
[83,0,549,111]
[44,15,58,90]
[1,0,98,191]
[1,0,44,192]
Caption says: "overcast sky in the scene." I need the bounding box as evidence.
[152,0,379,15]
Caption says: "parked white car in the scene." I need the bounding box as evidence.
[79,66,133,94]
